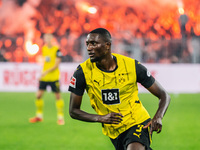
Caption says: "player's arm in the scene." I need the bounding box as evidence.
[69,66,123,124]
[69,93,123,124]
[135,60,171,134]
[145,80,171,134]
[69,93,100,122]
[41,50,62,77]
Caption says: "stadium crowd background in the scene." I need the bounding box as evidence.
[0,0,200,63]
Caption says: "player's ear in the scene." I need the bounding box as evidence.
[105,42,111,50]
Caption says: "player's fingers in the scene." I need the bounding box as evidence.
[110,118,122,124]
[157,127,162,133]
[112,116,123,122]
[111,113,123,120]
[150,125,154,134]
[113,113,124,118]
[151,122,162,134]
[143,121,152,129]
[156,124,162,133]
[107,113,124,124]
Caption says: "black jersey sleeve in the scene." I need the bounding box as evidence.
[68,65,86,96]
[56,50,63,58]
[135,60,155,88]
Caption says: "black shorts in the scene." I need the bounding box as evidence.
[110,119,152,150]
[39,80,60,93]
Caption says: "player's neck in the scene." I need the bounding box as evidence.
[46,43,53,48]
[96,55,116,71]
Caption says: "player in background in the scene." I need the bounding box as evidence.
[29,33,65,125]
[68,28,171,149]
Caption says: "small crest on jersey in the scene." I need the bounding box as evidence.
[45,56,50,62]
[69,76,76,88]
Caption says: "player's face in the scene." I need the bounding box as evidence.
[86,33,109,62]
[44,34,53,45]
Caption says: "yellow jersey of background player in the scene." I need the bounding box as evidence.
[29,33,65,126]
[69,53,155,139]
[40,45,62,82]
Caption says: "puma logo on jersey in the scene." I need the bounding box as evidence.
[94,80,100,85]
[133,133,141,138]
[135,100,140,104]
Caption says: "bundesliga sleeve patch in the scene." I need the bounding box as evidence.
[147,70,151,77]
[69,76,76,88]
[57,51,63,57]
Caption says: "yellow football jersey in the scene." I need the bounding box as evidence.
[80,53,150,139]
[40,45,61,82]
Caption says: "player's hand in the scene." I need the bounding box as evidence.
[99,113,123,124]
[143,117,162,134]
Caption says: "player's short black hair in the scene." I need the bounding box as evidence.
[89,28,112,43]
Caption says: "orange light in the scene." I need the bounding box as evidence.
[0,40,2,48]
[76,2,97,14]
[87,7,97,14]
[16,37,23,46]
[25,41,39,55]
[4,39,12,48]
[178,7,184,14]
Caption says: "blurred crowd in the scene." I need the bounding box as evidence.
[0,0,200,63]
